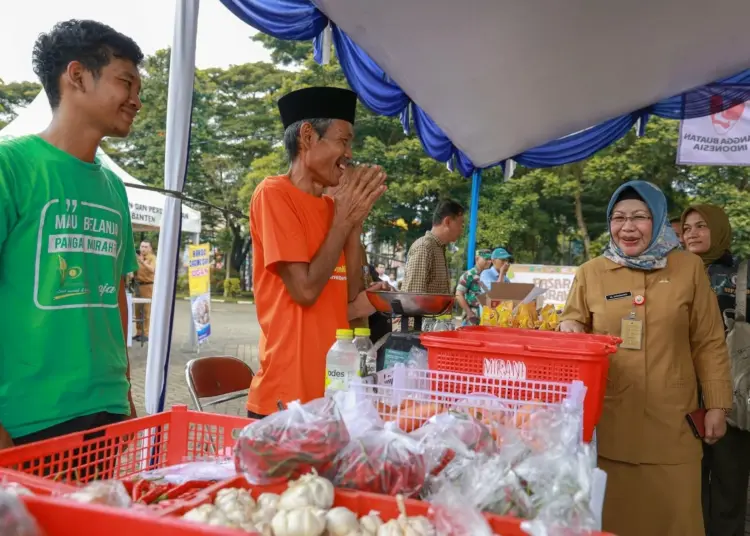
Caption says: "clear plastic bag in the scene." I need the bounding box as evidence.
[331,388,384,440]
[234,398,350,485]
[429,485,493,536]
[406,346,429,369]
[65,480,132,508]
[410,411,497,476]
[330,422,426,497]
[423,398,598,529]
[0,490,42,536]
[0,482,33,497]
[136,458,237,484]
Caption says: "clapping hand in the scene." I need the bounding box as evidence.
[333,165,387,227]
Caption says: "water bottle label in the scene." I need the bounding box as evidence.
[325,366,357,390]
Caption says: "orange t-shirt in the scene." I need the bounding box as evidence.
[247,175,348,415]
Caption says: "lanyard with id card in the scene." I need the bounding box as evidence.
[620,294,645,350]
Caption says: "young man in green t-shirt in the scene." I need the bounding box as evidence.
[0,20,144,449]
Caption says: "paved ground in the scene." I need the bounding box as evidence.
[128,301,750,534]
[128,300,260,417]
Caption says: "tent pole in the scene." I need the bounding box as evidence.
[466,169,482,269]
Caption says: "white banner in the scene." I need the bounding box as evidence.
[507,265,577,306]
[677,102,750,166]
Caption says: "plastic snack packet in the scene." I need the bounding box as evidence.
[496,301,514,328]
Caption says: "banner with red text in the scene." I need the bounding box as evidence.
[678,101,750,166]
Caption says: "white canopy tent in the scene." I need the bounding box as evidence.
[145,0,750,413]
[0,90,202,235]
[315,0,750,166]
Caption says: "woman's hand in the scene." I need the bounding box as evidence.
[559,320,585,333]
[704,409,727,444]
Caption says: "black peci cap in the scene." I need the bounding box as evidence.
[277,86,357,129]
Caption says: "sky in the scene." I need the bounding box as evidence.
[0,0,272,83]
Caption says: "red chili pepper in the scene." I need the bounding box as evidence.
[132,479,151,502]
[139,483,172,504]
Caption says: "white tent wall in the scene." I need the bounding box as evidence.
[0,91,202,234]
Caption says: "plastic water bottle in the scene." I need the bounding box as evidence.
[353,328,374,377]
[325,329,360,391]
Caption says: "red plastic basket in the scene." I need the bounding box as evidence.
[0,406,251,484]
[421,328,618,442]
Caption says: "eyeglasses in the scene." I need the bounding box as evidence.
[610,215,652,225]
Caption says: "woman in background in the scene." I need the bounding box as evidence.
[682,204,750,536]
[560,181,732,536]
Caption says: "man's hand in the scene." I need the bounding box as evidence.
[333,165,387,227]
[0,424,13,450]
[367,282,390,292]
[704,409,727,445]
[559,320,585,333]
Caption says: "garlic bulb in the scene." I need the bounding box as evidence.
[360,510,384,535]
[278,471,334,510]
[376,495,436,536]
[271,506,327,536]
[183,504,235,527]
[326,506,360,536]
[257,492,280,511]
[214,487,256,525]
[253,506,277,526]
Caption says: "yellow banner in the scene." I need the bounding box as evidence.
[187,243,211,296]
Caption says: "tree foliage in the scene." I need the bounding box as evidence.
[3,44,750,268]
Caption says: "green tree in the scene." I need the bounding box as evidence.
[0,80,41,129]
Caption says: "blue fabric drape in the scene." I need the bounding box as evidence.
[219,0,327,40]
[221,0,750,176]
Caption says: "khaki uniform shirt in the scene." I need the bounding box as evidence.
[136,253,156,283]
[402,231,451,294]
[561,250,732,464]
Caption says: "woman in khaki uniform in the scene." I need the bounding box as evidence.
[560,181,732,536]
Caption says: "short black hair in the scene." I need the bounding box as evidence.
[32,19,144,109]
[432,199,465,226]
[669,216,682,224]
[283,118,333,162]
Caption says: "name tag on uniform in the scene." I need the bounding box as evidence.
[620,318,643,350]
[606,291,632,301]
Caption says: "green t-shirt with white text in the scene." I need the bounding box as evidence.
[0,135,138,438]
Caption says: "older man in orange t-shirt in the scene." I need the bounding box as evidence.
[247,87,387,418]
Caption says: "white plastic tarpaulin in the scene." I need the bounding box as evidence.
[0,90,202,234]
[313,0,750,166]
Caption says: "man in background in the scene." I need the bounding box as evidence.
[134,240,156,342]
[0,20,142,448]
[402,200,465,294]
[456,249,492,325]
[376,262,397,289]
[480,247,513,289]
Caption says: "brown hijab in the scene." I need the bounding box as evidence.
[681,204,732,266]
